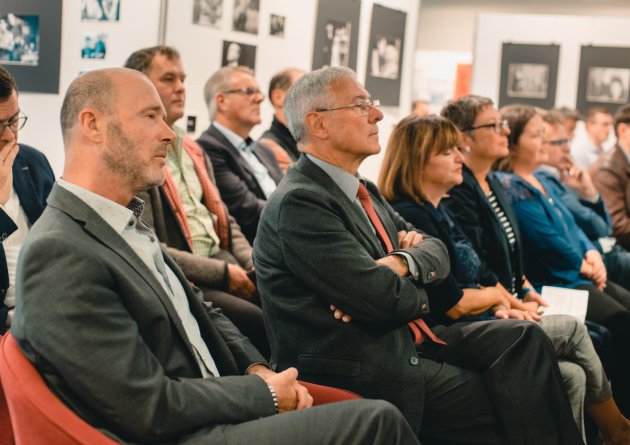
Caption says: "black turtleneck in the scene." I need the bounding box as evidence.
[261,116,299,161]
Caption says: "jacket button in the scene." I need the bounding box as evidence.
[421,303,427,311]
[409,356,419,366]
[427,270,436,280]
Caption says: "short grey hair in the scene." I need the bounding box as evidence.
[441,95,494,131]
[284,66,356,143]
[203,66,254,120]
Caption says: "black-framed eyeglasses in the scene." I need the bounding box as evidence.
[315,98,381,113]
[462,119,509,134]
[547,138,571,147]
[222,87,264,98]
[0,114,27,134]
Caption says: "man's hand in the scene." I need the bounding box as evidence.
[584,249,607,290]
[494,307,541,322]
[562,166,598,200]
[330,304,352,323]
[265,368,313,412]
[0,140,18,206]
[398,230,423,248]
[226,263,257,301]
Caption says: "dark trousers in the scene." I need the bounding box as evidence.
[578,280,630,417]
[179,399,420,445]
[424,319,583,445]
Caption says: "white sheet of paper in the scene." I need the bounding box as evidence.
[540,286,589,322]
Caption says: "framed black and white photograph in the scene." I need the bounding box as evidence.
[269,14,284,37]
[232,0,258,35]
[81,32,107,59]
[365,4,406,106]
[370,35,401,80]
[577,46,630,114]
[0,13,39,66]
[498,43,559,109]
[192,0,222,29]
[81,0,120,22]
[221,40,256,71]
[0,0,62,94]
[311,0,360,71]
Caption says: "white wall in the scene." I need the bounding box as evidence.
[165,0,421,182]
[472,12,630,107]
[16,0,162,176]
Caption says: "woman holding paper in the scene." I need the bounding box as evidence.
[379,113,630,444]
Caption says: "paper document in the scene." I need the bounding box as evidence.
[540,286,589,322]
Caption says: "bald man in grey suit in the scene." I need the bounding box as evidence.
[10,68,419,444]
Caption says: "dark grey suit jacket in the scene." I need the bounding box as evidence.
[253,156,450,434]
[197,124,284,243]
[11,184,274,444]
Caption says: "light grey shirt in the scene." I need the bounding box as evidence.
[57,179,220,377]
[212,121,277,198]
[306,154,419,280]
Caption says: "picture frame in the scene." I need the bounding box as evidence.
[576,45,630,115]
[311,0,361,71]
[0,0,62,94]
[498,43,559,109]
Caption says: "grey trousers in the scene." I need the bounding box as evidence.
[179,399,420,445]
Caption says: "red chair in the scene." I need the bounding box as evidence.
[0,333,119,444]
[0,334,15,445]
[299,381,361,405]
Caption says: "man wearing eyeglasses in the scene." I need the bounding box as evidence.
[254,68,583,444]
[123,46,269,357]
[197,66,284,244]
[0,66,54,332]
[537,110,630,292]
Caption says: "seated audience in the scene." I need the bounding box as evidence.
[254,66,583,444]
[259,68,304,172]
[10,67,420,445]
[572,107,613,168]
[197,66,283,243]
[379,114,630,444]
[494,103,630,418]
[553,106,582,140]
[123,46,268,357]
[538,110,630,291]
[0,66,54,332]
[591,104,630,252]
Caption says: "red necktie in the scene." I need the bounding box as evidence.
[357,183,446,346]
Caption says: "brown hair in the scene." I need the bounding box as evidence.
[124,46,181,74]
[0,66,17,100]
[614,103,630,137]
[440,95,493,131]
[378,114,459,204]
[495,104,539,172]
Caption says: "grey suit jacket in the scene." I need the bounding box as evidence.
[253,156,450,433]
[138,150,253,290]
[11,184,273,444]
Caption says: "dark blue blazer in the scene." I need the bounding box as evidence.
[0,144,54,331]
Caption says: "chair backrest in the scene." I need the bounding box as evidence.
[0,333,119,445]
[0,334,15,445]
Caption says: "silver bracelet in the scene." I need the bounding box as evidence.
[267,383,279,414]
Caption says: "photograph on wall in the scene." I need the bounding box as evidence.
[192,0,222,29]
[506,63,549,99]
[81,0,120,21]
[498,43,559,109]
[370,35,401,80]
[0,14,39,66]
[577,46,630,114]
[81,32,107,59]
[1,0,62,94]
[269,14,284,37]
[221,40,256,71]
[311,0,360,71]
[365,4,407,106]
[232,0,258,35]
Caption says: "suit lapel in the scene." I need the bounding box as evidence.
[47,185,200,361]
[13,157,43,224]
[296,157,387,257]
[208,125,260,183]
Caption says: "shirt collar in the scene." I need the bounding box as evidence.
[306,154,361,202]
[212,121,253,152]
[57,178,139,235]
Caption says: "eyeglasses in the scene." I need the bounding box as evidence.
[315,98,381,113]
[0,114,27,134]
[222,87,264,98]
[462,119,509,134]
[546,138,571,147]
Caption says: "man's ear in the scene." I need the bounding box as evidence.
[271,88,285,109]
[215,93,228,114]
[79,108,105,144]
[305,111,327,140]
